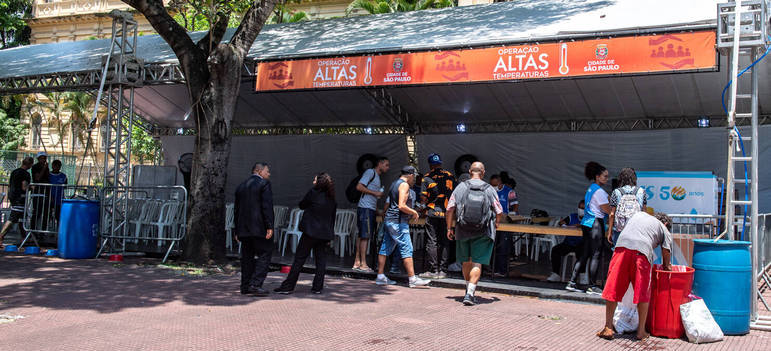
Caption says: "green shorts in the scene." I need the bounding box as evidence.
[456,236,494,265]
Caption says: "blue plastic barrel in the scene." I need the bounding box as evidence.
[691,239,751,335]
[58,199,100,259]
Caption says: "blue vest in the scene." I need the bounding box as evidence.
[581,183,607,228]
[496,185,511,214]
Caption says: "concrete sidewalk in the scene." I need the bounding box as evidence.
[1,253,769,350]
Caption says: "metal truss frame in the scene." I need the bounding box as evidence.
[151,115,771,136]
[0,63,185,95]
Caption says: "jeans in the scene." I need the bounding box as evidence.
[379,221,413,258]
[240,236,273,291]
[357,207,377,239]
[279,235,329,291]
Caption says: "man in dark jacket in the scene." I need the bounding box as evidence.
[234,162,275,296]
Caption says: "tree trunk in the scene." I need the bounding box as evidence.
[183,44,242,263]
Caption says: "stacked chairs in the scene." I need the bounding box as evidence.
[130,200,162,244]
[152,201,183,246]
[272,206,290,243]
[332,209,356,257]
[128,199,184,246]
[280,209,304,256]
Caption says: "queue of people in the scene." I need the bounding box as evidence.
[0,153,68,249]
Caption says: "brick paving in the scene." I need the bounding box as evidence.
[1,254,769,351]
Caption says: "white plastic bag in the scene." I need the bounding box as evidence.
[613,285,639,333]
[680,298,724,344]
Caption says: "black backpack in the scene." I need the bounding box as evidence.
[457,181,494,232]
[345,170,375,204]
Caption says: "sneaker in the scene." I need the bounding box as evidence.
[375,276,397,285]
[434,271,447,279]
[462,293,477,306]
[586,286,603,295]
[493,272,507,278]
[565,282,582,293]
[273,287,293,295]
[546,272,562,282]
[419,271,437,279]
[359,267,375,273]
[447,262,462,272]
[409,277,431,288]
[311,289,322,294]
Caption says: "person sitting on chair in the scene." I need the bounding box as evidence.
[546,200,584,282]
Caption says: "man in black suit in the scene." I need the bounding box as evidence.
[234,162,275,296]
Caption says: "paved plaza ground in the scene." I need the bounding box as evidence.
[1,254,769,351]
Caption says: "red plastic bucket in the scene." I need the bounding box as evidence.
[646,264,695,338]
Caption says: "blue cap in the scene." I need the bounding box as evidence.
[428,153,442,165]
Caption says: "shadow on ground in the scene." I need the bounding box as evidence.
[0,253,395,314]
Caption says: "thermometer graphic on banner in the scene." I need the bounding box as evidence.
[559,43,569,75]
[364,57,373,85]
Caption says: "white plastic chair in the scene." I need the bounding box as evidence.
[130,200,161,243]
[513,218,531,257]
[411,224,425,251]
[272,205,289,243]
[333,210,356,257]
[531,218,560,261]
[151,201,182,246]
[280,209,303,256]
[225,203,235,251]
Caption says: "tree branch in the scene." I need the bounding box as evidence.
[122,0,209,90]
[196,12,230,55]
[230,0,280,57]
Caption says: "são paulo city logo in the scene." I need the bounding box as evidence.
[595,44,608,60]
[393,58,404,73]
[671,186,687,201]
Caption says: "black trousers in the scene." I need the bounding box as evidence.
[494,231,513,274]
[570,219,604,285]
[279,235,329,292]
[550,243,580,274]
[240,236,273,291]
[425,217,450,273]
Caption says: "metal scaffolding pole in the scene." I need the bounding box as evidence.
[95,10,144,258]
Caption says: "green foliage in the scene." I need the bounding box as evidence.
[169,0,253,31]
[346,0,454,16]
[63,92,95,153]
[269,2,310,24]
[131,124,161,164]
[38,92,68,154]
[0,0,31,49]
[0,96,27,151]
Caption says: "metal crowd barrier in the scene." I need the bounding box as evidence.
[758,213,771,311]
[97,186,187,262]
[0,183,9,223]
[20,183,99,249]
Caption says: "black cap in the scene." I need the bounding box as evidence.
[401,165,418,175]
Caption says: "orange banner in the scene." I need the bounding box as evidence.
[256,31,716,92]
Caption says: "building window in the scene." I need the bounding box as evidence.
[71,125,83,150]
[31,114,42,149]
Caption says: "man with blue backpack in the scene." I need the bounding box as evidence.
[446,162,503,306]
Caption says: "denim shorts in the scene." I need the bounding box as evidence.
[357,207,377,239]
[378,221,413,259]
